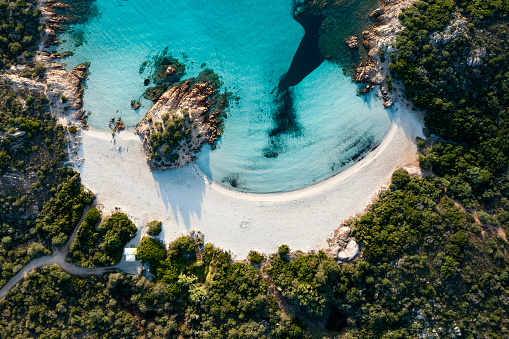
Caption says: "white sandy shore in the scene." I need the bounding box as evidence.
[77,101,423,259]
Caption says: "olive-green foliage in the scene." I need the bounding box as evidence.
[146,220,162,236]
[136,236,166,266]
[0,266,138,338]
[248,250,264,264]
[36,175,94,247]
[391,0,509,211]
[0,82,78,286]
[0,84,78,280]
[269,251,340,317]
[68,212,137,267]
[0,0,42,68]
[148,236,306,337]
[269,175,509,337]
[278,244,290,256]
[0,237,307,338]
[354,171,455,261]
[344,176,509,338]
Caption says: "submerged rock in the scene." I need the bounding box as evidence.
[130,99,141,110]
[345,36,359,50]
[165,66,177,77]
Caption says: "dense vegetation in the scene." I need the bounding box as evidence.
[268,171,509,337]
[0,0,42,68]
[1,1,509,338]
[1,237,306,338]
[0,266,138,338]
[67,211,137,267]
[391,0,509,220]
[0,81,92,286]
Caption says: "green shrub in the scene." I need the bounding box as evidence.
[391,168,411,189]
[137,236,166,265]
[248,250,264,264]
[278,244,290,256]
[68,125,77,134]
[146,220,162,236]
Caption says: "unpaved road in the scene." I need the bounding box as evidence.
[0,205,121,300]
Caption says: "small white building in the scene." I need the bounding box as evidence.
[123,247,136,262]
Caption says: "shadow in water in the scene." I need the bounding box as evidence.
[266,9,326,158]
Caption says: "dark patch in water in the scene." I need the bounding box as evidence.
[278,11,325,91]
[262,139,284,158]
[268,88,299,138]
[265,5,326,157]
[222,173,244,189]
[331,135,376,170]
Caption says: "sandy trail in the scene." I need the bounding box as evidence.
[0,205,120,300]
[77,100,423,259]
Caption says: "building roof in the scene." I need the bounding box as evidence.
[124,247,136,255]
[125,254,136,262]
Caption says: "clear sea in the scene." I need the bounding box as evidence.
[58,0,392,193]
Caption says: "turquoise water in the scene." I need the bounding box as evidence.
[59,0,392,193]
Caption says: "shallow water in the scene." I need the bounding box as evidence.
[59,0,392,193]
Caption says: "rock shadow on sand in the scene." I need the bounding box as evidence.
[152,165,206,229]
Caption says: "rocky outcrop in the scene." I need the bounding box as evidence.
[355,61,379,83]
[370,7,385,18]
[354,0,419,106]
[362,30,377,50]
[345,36,359,50]
[112,117,125,134]
[337,241,360,261]
[325,225,361,262]
[136,72,228,170]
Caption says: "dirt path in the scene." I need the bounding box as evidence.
[0,205,121,300]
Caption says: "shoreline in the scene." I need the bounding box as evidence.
[354,0,419,106]
[5,0,424,260]
[77,96,423,259]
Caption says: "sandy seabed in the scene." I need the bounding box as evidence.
[77,102,423,259]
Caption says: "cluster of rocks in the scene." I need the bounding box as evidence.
[353,0,419,107]
[325,225,360,262]
[68,63,89,109]
[136,75,227,170]
[430,12,468,46]
[40,1,70,49]
[467,47,486,67]
[345,36,359,50]
[110,117,125,134]
[74,110,91,129]
[379,87,393,108]
[130,99,141,110]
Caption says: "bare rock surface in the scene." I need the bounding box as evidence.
[136,78,226,170]
[345,36,359,49]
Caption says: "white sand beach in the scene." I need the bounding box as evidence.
[77,101,423,259]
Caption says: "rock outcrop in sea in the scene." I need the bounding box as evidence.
[136,69,228,170]
[354,0,419,108]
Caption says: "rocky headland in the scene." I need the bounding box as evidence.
[354,0,419,107]
[136,70,228,170]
